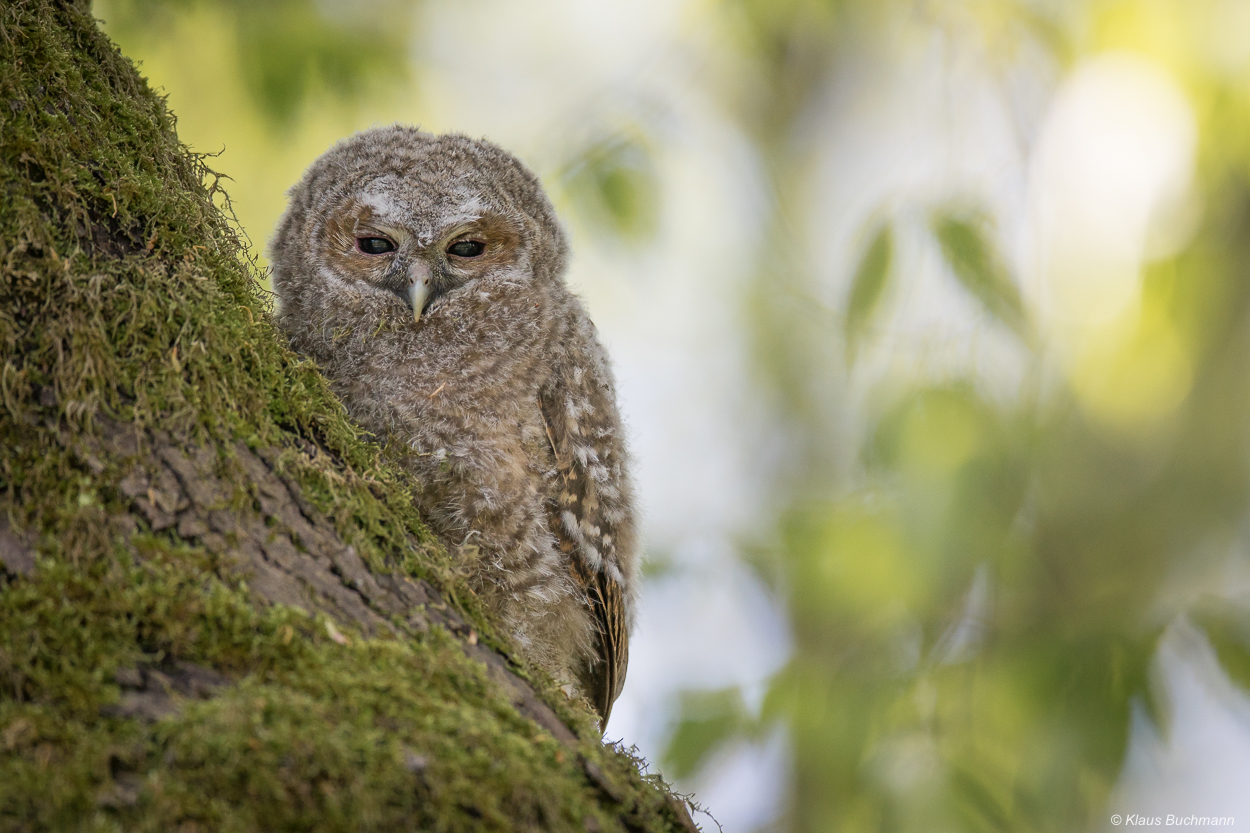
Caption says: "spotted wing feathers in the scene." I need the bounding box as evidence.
[539,382,630,730]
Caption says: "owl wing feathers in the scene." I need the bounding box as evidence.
[539,381,629,730]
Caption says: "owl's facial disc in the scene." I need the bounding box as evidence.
[407,261,431,322]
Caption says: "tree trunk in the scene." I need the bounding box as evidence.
[0,2,698,830]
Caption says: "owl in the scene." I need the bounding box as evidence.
[268,126,637,730]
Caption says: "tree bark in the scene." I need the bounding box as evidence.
[0,2,698,830]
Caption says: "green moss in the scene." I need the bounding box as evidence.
[0,3,692,830]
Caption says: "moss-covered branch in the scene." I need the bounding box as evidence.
[0,2,698,829]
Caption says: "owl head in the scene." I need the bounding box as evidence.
[269,126,568,322]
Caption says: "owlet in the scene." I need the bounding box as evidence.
[269,126,637,730]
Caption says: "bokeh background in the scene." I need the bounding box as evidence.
[93,1,1250,830]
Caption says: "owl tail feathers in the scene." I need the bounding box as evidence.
[591,669,615,734]
[574,564,628,734]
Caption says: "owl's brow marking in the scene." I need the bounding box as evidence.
[359,188,400,218]
[442,208,485,227]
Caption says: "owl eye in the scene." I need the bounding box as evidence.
[447,240,485,258]
[357,237,395,255]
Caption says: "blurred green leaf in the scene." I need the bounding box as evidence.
[1191,597,1250,693]
[931,212,1031,343]
[1139,654,1173,741]
[950,765,1014,833]
[236,1,411,125]
[719,0,843,143]
[662,688,750,779]
[98,0,412,125]
[844,221,893,362]
[560,133,660,245]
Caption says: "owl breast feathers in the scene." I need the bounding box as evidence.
[268,125,637,730]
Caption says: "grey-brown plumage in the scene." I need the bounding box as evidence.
[269,126,637,729]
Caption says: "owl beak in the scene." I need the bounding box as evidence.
[407,263,431,322]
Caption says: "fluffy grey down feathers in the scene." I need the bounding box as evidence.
[268,126,637,729]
